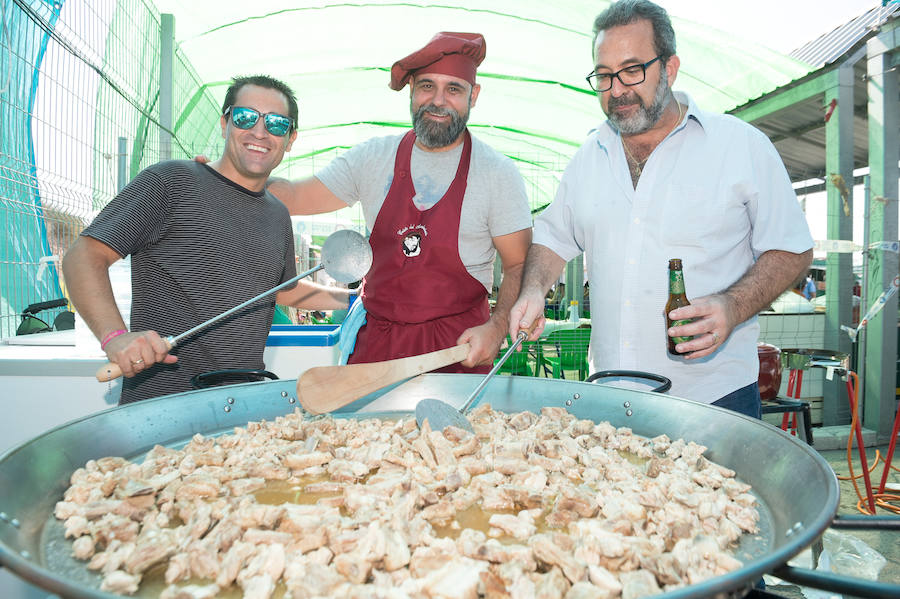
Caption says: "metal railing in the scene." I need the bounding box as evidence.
[0,0,221,338]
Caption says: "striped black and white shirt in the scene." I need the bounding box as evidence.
[83,161,296,404]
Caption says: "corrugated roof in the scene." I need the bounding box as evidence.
[790,2,899,67]
[729,3,900,184]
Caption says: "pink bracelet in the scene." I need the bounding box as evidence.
[100,329,127,349]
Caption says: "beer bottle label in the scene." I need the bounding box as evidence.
[669,269,685,294]
[671,318,692,344]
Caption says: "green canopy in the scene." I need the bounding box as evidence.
[0,0,813,336]
[154,0,814,218]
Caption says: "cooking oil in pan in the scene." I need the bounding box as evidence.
[431,504,557,542]
[253,476,341,506]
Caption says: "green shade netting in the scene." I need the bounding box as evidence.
[0,0,63,323]
[154,0,813,219]
[0,0,813,336]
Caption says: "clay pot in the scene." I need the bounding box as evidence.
[757,342,782,400]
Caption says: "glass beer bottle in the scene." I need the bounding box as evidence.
[666,258,692,355]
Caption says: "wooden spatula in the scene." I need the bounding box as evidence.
[296,343,470,414]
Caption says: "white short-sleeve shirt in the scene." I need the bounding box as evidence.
[534,92,814,403]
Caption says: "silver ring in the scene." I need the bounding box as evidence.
[711,332,719,345]
[133,358,144,365]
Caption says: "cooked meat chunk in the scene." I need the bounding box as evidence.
[488,511,537,541]
[418,556,488,599]
[530,534,586,584]
[100,569,140,594]
[620,569,661,599]
[159,583,219,599]
[71,535,95,560]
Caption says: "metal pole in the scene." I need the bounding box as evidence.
[864,23,900,439]
[116,137,127,192]
[159,14,174,160]
[857,175,869,413]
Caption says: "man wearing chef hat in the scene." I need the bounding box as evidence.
[270,32,532,373]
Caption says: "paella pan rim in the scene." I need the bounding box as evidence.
[0,375,840,599]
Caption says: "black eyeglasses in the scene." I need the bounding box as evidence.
[224,105,294,137]
[586,56,663,92]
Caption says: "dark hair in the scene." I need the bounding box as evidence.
[592,0,676,60]
[221,75,299,131]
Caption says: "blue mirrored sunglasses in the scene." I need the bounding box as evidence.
[225,105,294,137]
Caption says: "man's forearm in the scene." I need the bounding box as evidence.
[61,239,127,340]
[724,248,813,324]
[505,244,567,340]
[488,262,523,333]
[266,175,346,216]
[521,244,567,298]
[276,280,352,311]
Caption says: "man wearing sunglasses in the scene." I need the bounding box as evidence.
[63,75,350,404]
[268,32,532,374]
[509,0,813,418]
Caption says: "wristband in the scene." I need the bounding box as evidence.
[100,328,127,349]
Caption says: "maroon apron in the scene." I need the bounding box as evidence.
[349,129,491,374]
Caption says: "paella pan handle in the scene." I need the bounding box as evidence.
[586,370,672,393]
[771,563,900,598]
[190,369,278,389]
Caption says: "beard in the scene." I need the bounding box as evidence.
[605,67,672,135]
[411,102,469,149]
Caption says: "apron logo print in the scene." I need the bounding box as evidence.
[398,225,428,258]
[402,232,422,257]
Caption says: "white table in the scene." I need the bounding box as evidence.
[0,326,343,455]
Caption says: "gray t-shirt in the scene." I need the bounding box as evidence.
[316,132,532,290]
[82,161,296,403]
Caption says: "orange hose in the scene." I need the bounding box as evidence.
[856,494,900,514]
[843,371,900,515]
[836,450,881,480]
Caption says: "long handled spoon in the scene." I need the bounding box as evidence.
[95,229,372,382]
[415,328,532,433]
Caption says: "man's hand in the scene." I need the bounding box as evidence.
[509,289,547,343]
[193,155,211,164]
[457,319,506,368]
[668,249,812,359]
[104,330,177,377]
[667,293,736,359]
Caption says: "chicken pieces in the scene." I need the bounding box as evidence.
[56,407,758,598]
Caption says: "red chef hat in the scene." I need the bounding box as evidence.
[389,32,486,91]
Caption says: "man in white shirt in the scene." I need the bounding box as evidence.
[509,0,813,418]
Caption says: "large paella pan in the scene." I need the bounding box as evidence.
[0,374,841,598]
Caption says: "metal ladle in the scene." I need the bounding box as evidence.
[415,328,530,433]
[95,229,372,382]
